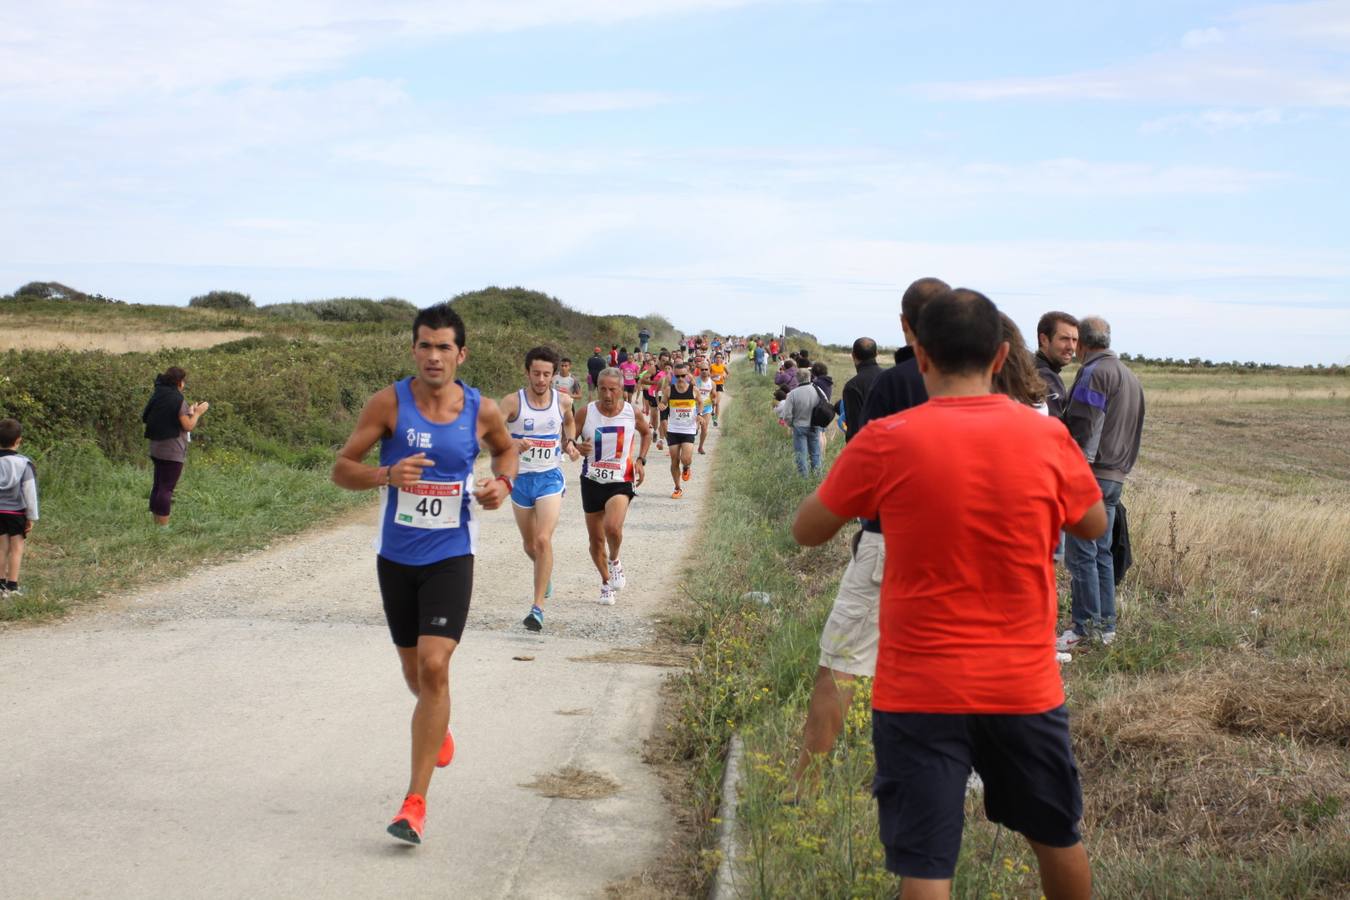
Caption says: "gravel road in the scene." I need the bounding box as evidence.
[0,399,730,899]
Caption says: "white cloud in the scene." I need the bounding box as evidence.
[915,1,1350,109]
[1182,26,1226,48]
[1141,107,1286,133]
[512,90,683,115]
[0,0,787,100]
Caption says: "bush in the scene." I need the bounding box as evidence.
[263,297,416,323]
[188,290,255,311]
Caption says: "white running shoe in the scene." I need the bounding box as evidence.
[608,560,626,590]
[1055,628,1087,653]
[598,583,616,606]
[1100,631,1117,646]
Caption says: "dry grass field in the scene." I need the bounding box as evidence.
[1,328,261,353]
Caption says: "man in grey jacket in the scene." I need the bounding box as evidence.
[782,368,823,476]
[1057,316,1145,652]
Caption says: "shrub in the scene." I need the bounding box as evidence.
[188,290,255,311]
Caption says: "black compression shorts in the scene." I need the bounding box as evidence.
[580,478,634,515]
[376,554,474,648]
[666,432,695,445]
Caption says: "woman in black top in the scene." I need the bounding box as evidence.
[141,366,209,526]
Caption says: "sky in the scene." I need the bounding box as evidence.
[2,1,1348,364]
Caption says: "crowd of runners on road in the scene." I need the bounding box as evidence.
[324,304,777,846]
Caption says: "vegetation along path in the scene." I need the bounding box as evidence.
[0,397,730,899]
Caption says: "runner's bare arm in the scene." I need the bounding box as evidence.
[332,388,429,490]
[474,397,517,510]
[497,391,530,455]
[634,409,652,462]
[791,491,850,547]
[1065,499,1108,540]
[560,394,580,461]
[573,404,592,456]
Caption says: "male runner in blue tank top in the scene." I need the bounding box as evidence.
[499,346,580,632]
[333,302,517,845]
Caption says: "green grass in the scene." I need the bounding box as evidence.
[0,441,368,622]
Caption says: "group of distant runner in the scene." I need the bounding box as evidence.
[331,304,747,844]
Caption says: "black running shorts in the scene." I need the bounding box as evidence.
[376,554,474,648]
[715,384,725,392]
[871,705,1082,879]
[666,432,695,446]
[0,515,27,538]
[580,478,634,515]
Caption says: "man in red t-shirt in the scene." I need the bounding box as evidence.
[794,288,1106,900]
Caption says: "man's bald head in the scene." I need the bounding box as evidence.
[851,337,878,364]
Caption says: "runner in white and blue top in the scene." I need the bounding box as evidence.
[333,303,517,847]
[500,346,579,632]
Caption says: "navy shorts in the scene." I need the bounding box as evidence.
[871,705,1082,879]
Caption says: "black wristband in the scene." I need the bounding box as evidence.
[637,456,647,465]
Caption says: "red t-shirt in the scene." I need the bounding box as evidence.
[818,394,1101,714]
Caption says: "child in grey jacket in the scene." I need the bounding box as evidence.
[0,418,39,597]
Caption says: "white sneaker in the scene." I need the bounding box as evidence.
[597,583,616,606]
[1100,631,1117,646]
[1055,628,1086,653]
[608,560,626,590]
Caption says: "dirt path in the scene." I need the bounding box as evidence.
[0,400,730,899]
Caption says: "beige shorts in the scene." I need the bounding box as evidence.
[818,530,885,677]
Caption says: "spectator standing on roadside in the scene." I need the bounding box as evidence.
[638,326,651,355]
[810,361,835,449]
[1035,312,1079,419]
[786,279,944,795]
[994,315,1048,412]
[794,288,1106,900]
[754,341,768,375]
[1057,316,1145,653]
[769,338,780,362]
[141,366,208,527]
[839,339,882,443]
[781,369,822,476]
[0,418,38,598]
[586,347,606,401]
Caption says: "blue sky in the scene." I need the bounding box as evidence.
[2,0,1348,364]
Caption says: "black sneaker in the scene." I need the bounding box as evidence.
[523,605,544,632]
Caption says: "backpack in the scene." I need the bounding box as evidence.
[810,384,837,428]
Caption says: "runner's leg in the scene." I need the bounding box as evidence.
[681,441,694,476]
[602,494,629,562]
[402,635,457,798]
[526,494,562,607]
[669,443,681,490]
[585,511,610,582]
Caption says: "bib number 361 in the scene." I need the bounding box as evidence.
[395,481,463,529]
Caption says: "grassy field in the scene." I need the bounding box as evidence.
[668,361,1349,898]
[0,286,680,623]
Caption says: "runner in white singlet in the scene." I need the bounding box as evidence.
[500,347,579,632]
[574,368,652,605]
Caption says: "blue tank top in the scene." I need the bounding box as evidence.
[376,378,480,565]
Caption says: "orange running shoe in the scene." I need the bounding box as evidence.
[681,466,691,482]
[387,793,426,844]
[437,730,455,767]
[671,488,683,499]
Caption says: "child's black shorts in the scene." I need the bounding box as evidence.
[0,515,27,538]
[871,705,1082,880]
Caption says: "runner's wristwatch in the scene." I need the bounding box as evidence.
[637,456,647,465]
